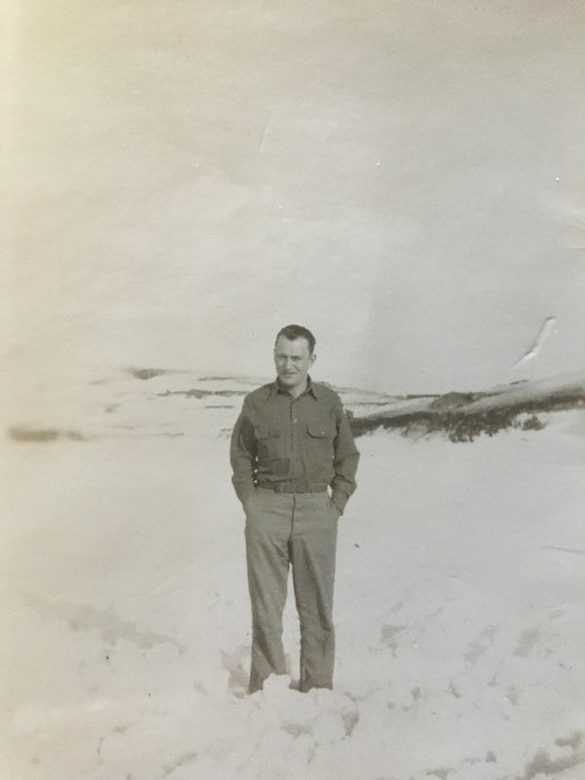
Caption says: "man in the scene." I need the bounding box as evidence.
[230,324,360,693]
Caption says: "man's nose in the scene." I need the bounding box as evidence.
[284,359,295,370]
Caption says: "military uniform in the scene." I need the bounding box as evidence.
[230,377,359,692]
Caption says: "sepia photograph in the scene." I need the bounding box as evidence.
[2,1,585,778]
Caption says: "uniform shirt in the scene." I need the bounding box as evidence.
[230,377,360,514]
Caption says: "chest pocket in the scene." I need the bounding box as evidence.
[254,425,281,462]
[306,421,336,439]
[306,420,336,464]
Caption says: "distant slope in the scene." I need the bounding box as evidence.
[349,373,585,442]
[4,369,585,444]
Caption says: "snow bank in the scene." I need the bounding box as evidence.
[1,371,584,779]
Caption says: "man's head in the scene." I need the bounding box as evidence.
[274,324,316,395]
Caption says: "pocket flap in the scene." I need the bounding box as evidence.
[307,421,336,438]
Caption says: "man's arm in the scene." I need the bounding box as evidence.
[331,401,360,514]
[230,401,258,505]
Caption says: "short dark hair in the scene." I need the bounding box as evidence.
[275,324,316,355]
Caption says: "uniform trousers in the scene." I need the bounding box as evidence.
[244,488,339,694]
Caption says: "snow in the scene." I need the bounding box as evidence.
[1,371,584,779]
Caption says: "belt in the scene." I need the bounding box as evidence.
[257,482,329,494]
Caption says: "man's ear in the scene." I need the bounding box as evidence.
[310,352,317,366]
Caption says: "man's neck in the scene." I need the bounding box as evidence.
[277,377,309,399]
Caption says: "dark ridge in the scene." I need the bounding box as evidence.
[199,375,254,383]
[8,427,86,443]
[429,391,483,409]
[350,387,585,442]
[198,376,270,387]
[205,405,236,409]
[350,401,401,407]
[157,389,247,398]
[127,368,172,380]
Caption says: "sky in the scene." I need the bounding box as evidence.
[3,0,585,394]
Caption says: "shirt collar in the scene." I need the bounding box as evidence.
[268,375,320,400]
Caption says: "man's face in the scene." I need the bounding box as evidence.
[274,336,316,393]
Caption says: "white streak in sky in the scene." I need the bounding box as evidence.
[514,316,557,367]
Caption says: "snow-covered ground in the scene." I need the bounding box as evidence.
[1,370,585,779]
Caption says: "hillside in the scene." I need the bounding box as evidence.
[5,369,585,445]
